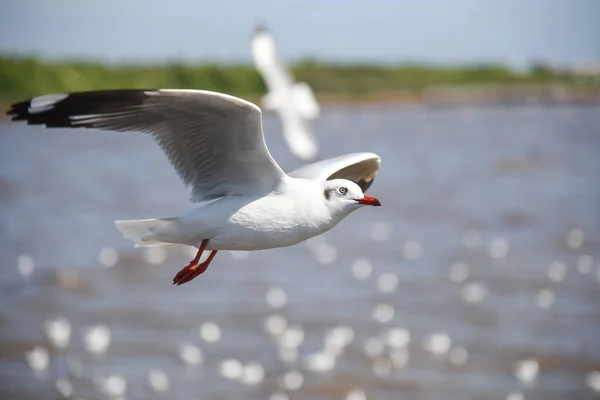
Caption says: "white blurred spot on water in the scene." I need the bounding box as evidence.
[372,357,392,377]
[240,362,265,385]
[514,358,539,384]
[547,261,566,282]
[390,348,409,369]
[401,241,421,260]
[536,288,555,309]
[278,347,299,364]
[98,247,119,267]
[95,374,127,397]
[352,258,373,280]
[423,333,452,355]
[266,286,287,309]
[230,250,249,260]
[585,370,600,392]
[264,315,288,336]
[18,254,35,277]
[462,230,482,249]
[147,369,170,392]
[448,262,470,283]
[325,326,354,355]
[82,325,111,356]
[489,238,509,259]
[346,388,368,400]
[178,342,204,366]
[566,228,584,249]
[278,325,304,349]
[279,370,304,391]
[372,303,395,323]
[449,346,469,366]
[43,317,71,349]
[220,358,243,380]
[377,273,399,293]
[461,282,487,303]
[199,321,222,343]
[506,391,525,400]
[56,378,73,397]
[25,346,49,373]
[577,254,594,274]
[364,336,385,358]
[269,392,290,400]
[315,242,338,265]
[144,247,167,265]
[303,350,336,373]
[369,221,392,241]
[383,327,411,349]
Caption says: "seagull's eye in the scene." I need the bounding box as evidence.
[338,186,348,195]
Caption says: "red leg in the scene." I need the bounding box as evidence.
[173,240,218,285]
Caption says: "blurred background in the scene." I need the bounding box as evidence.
[1,1,599,399]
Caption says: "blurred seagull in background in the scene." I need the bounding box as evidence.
[8,89,381,285]
[251,23,321,162]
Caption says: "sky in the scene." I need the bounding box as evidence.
[1,0,598,69]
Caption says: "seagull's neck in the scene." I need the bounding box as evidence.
[277,177,355,230]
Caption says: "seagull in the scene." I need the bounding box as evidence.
[251,23,321,162]
[7,89,381,285]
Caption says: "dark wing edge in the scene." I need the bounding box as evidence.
[327,157,380,192]
[6,90,154,129]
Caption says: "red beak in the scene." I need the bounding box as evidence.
[355,195,381,206]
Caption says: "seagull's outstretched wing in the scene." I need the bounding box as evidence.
[251,25,320,162]
[7,89,286,202]
[288,153,381,192]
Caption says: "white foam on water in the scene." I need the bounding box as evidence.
[220,358,243,380]
[18,254,35,277]
[147,369,170,392]
[514,358,539,384]
[199,321,222,343]
[25,346,49,373]
[448,262,470,283]
[266,286,287,309]
[461,282,487,303]
[279,370,304,391]
[449,346,469,366]
[178,343,204,365]
[98,247,119,267]
[43,317,71,349]
[566,228,584,249]
[372,303,395,323]
[240,362,265,385]
[401,241,421,260]
[352,258,373,280]
[423,333,452,355]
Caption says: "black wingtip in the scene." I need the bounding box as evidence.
[5,89,156,128]
[6,99,29,120]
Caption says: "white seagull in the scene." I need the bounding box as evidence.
[7,89,381,285]
[251,24,321,162]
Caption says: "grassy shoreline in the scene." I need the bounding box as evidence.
[1,56,598,118]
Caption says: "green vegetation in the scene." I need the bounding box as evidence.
[0,55,595,103]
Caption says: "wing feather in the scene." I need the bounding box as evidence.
[288,152,381,192]
[7,89,286,202]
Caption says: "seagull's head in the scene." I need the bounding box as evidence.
[322,179,381,215]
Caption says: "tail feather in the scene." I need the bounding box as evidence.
[114,218,175,247]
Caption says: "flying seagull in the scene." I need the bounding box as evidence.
[251,24,321,162]
[7,89,381,285]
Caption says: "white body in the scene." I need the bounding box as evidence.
[138,178,352,250]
